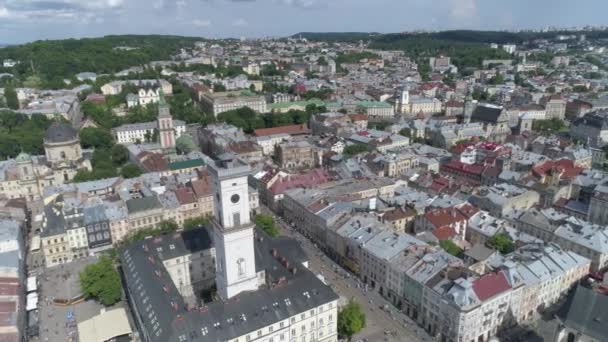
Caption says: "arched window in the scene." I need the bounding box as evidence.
[60,151,66,160]
[237,258,246,278]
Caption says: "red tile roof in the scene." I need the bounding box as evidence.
[384,207,416,221]
[425,207,466,229]
[348,114,368,122]
[137,152,169,172]
[456,203,480,219]
[432,226,457,241]
[532,159,584,180]
[441,160,485,175]
[445,99,464,107]
[254,124,310,137]
[269,168,331,195]
[473,271,511,301]
[174,187,197,205]
[188,176,213,198]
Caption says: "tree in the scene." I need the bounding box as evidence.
[158,220,179,233]
[79,127,114,149]
[343,144,370,157]
[175,134,197,155]
[532,118,566,135]
[79,256,122,306]
[254,214,280,237]
[440,240,463,257]
[183,216,209,231]
[487,233,515,255]
[3,86,18,110]
[213,83,226,92]
[111,144,129,166]
[337,300,366,341]
[399,128,411,138]
[121,163,142,179]
[488,73,504,85]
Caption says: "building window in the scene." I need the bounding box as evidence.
[237,258,246,278]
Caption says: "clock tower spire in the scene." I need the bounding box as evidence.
[209,154,259,300]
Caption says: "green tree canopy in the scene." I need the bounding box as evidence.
[343,144,370,157]
[79,256,122,306]
[399,128,411,138]
[440,240,463,257]
[3,86,18,110]
[487,233,515,255]
[337,300,366,341]
[79,127,114,149]
[255,214,280,237]
[0,111,51,160]
[111,144,129,166]
[183,216,210,231]
[121,163,143,179]
[176,134,197,155]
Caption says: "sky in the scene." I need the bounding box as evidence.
[0,0,607,44]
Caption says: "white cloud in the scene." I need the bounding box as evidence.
[232,18,248,26]
[449,0,476,21]
[0,7,9,18]
[192,19,211,27]
[0,0,124,21]
[279,0,324,9]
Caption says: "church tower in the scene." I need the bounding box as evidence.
[157,88,175,152]
[209,154,259,300]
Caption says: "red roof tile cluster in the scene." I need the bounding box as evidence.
[174,187,197,205]
[348,114,368,122]
[269,168,331,195]
[137,152,169,172]
[456,203,480,219]
[383,207,416,221]
[432,226,457,241]
[445,99,465,108]
[532,159,584,180]
[188,173,213,198]
[472,272,511,301]
[254,124,310,137]
[441,160,485,175]
[425,207,466,229]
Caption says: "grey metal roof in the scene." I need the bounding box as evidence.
[557,285,608,341]
[44,122,78,143]
[121,228,338,342]
[470,104,504,123]
[125,196,162,214]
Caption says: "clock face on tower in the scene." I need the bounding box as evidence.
[230,194,240,204]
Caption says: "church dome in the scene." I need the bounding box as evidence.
[15,152,31,163]
[44,122,78,143]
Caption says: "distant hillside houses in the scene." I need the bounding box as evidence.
[100,79,173,96]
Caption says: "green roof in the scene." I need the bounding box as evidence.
[357,101,392,108]
[126,196,162,214]
[269,99,325,109]
[169,158,205,171]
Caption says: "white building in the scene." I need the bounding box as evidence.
[255,134,291,156]
[121,153,339,342]
[126,87,161,108]
[503,44,517,54]
[200,91,267,117]
[100,79,173,96]
[112,120,186,144]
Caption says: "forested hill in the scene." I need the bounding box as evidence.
[291,32,381,42]
[0,35,202,86]
[293,29,608,44]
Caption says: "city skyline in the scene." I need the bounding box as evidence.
[0,0,607,44]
